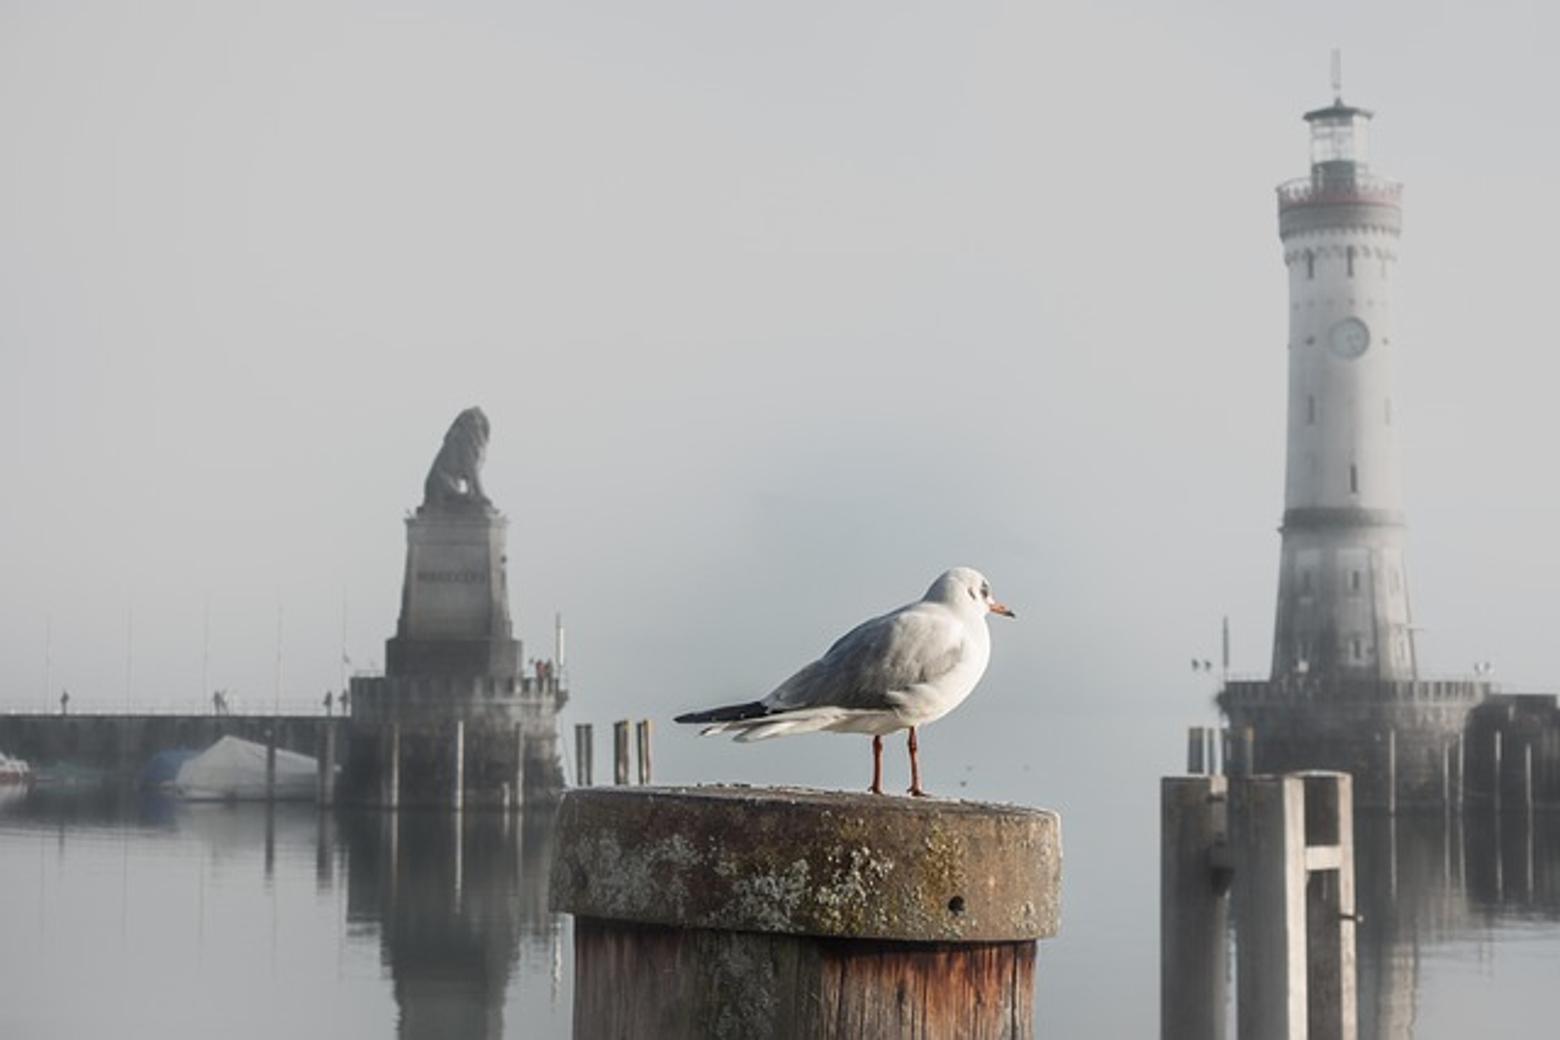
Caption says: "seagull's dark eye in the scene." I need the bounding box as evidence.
[980,583,990,598]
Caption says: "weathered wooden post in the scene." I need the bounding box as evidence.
[613,720,631,785]
[1231,774,1306,1040]
[1161,774,1229,1040]
[1186,726,1207,774]
[512,722,526,811]
[1494,729,1504,812]
[574,723,593,787]
[1385,728,1398,815]
[265,728,278,803]
[635,719,653,784]
[452,718,465,812]
[316,721,337,806]
[551,787,1061,1039]
[1300,772,1357,1040]
[383,722,401,810]
[1227,771,1357,1040]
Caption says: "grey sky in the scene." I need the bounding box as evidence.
[3,0,1559,731]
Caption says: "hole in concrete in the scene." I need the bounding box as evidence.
[947,895,966,916]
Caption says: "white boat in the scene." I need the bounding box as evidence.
[174,735,318,801]
[0,752,31,786]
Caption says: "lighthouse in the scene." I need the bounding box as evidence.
[1270,93,1416,680]
[1220,82,1487,811]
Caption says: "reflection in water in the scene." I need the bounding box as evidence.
[1353,807,1560,1040]
[0,791,565,1040]
[342,810,561,1040]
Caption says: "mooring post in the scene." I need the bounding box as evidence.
[551,787,1061,1039]
[1386,728,1397,815]
[613,721,630,785]
[1230,774,1307,1040]
[452,718,466,812]
[513,722,526,811]
[1456,731,1465,811]
[1186,727,1206,774]
[574,724,593,787]
[1494,729,1503,812]
[1523,741,1534,815]
[317,721,337,806]
[1160,775,1228,1040]
[1300,772,1357,1040]
[384,722,401,810]
[265,729,278,803]
[635,720,653,784]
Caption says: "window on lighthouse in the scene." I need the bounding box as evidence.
[1346,247,1355,277]
[1349,464,1359,494]
[1306,251,1315,279]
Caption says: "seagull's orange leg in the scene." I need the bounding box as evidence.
[908,727,927,797]
[869,735,884,794]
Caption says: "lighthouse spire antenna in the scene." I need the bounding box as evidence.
[1331,47,1343,103]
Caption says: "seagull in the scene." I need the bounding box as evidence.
[675,567,1014,796]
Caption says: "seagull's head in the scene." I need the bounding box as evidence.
[926,567,1015,619]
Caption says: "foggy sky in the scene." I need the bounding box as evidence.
[6,4,1559,1034]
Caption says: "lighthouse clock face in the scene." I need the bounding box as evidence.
[1328,317,1371,360]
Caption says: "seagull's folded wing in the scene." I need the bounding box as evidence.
[766,607,966,713]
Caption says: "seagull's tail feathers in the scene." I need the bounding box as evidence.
[704,706,883,742]
[674,700,771,727]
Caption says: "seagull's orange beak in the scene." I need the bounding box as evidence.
[989,601,1015,618]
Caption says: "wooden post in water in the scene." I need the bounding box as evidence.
[1230,774,1307,1040]
[1385,728,1397,816]
[1494,729,1503,813]
[613,720,630,785]
[551,787,1061,1039]
[635,720,652,784]
[452,718,465,812]
[513,722,526,811]
[1225,771,1358,1040]
[1300,772,1357,1040]
[1186,727,1207,774]
[574,724,593,787]
[265,728,278,803]
[1161,775,1229,1040]
[383,722,401,810]
[317,721,337,806]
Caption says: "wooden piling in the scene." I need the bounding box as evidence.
[574,724,593,787]
[1161,775,1228,1040]
[317,722,337,806]
[1186,727,1207,774]
[1230,774,1307,1040]
[1300,772,1357,1040]
[1494,730,1503,813]
[613,720,630,785]
[635,720,653,785]
[551,787,1061,1040]
[452,718,465,812]
[383,722,401,810]
[1385,728,1397,816]
[265,730,277,803]
[513,722,526,811]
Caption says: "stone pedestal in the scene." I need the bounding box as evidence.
[386,506,520,678]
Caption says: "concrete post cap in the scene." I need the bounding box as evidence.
[549,785,1061,943]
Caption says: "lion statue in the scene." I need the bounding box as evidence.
[422,406,492,509]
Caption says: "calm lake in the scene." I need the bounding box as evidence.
[0,777,1556,1037]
